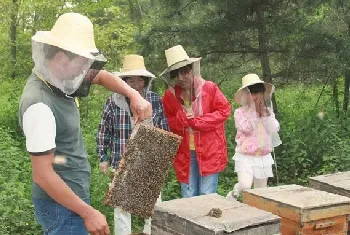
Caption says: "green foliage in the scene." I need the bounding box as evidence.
[274,84,350,185]
[0,0,139,80]
[75,1,139,71]
[0,79,25,133]
[2,0,350,234]
[0,126,41,234]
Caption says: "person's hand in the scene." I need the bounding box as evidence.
[260,107,270,117]
[99,162,109,175]
[129,91,152,123]
[253,94,264,108]
[83,208,110,235]
[186,113,194,119]
[185,107,194,119]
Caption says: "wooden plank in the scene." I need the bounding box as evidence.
[280,217,300,235]
[310,179,350,198]
[104,124,182,218]
[309,172,350,235]
[244,196,348,235]
[155,193,246,221]
[299,215,347,235]
[243,185,350,211]
[278,217,347,235]
[301,204,350,222]
[310,172,350,184]
[243,185,350,235]
[242,191,301,222]
[309,172,350,198]
[153,194,281,234]
[243,185,350,222]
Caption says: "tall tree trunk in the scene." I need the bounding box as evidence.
[32,11,39,36]
[343,69,350,113]
[255,3,278,113]
[333,79,339,117]
[151,0,156,7]
[128,0,143,34]
[10,0,19,79]
[128,0,135,21]
[344,20,350,113]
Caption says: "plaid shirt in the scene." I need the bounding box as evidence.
[96,91,169,168]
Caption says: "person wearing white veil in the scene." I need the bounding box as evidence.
[226,74,281,200]
[96,55,168,235]
[18,13,152,235]
[161,45,231,198]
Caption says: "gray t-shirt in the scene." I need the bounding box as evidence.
[19,73,91,200]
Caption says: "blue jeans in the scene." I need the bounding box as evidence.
[180,151,219,198]
[33,198,89,235]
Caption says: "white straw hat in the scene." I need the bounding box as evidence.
[234,74,274,103]
[160,45,201,76]
[118,55,155,78]
[32,12,105,62]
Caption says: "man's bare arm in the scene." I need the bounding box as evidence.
[31,153,110,234]
[92,70,139,98]
[31,153,91,216]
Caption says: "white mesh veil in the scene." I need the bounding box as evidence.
[161,59,205,117]
[32,41,106,97]
[236,84,282,148]
[161,60,201,88]
[262,87,282,148]
[236,83,282,183]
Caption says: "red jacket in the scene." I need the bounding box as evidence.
[162,80,231,183]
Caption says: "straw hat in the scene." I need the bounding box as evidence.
[118,55,155,78]
[234,74,274,103]
[160,45,201,76]
[32,12,106,62]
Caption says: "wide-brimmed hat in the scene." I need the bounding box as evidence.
[160,45,201,76]
[118,55,155,78]
[32,12,106,62]
[234,74,274,103]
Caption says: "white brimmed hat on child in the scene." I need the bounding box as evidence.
[234,74,274,103]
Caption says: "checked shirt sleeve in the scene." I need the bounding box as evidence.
[96,97,114,163]
[156,96,170,131]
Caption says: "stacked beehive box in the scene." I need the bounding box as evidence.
[309,171,350,199]
[243,184,350,235]
[152,193,281,235]
[309,171,350,234]
[105,124,182,218]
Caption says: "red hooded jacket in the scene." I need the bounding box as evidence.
[162,79,231,183]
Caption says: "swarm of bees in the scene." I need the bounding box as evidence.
[207,208,222,218]
[105,124,182,218]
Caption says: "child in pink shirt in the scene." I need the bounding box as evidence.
[227,74,281,199]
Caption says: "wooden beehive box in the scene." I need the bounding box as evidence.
[309,171,350,235]
[152,193,281,235]
[309,171,350,198]
[104,124,182,218]
[242,184,350,235]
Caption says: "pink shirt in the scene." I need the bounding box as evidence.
[234,107,280,156]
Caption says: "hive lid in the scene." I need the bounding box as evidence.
[155,193,280,233]
[244,184,350,210]
[310,171,350,191]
